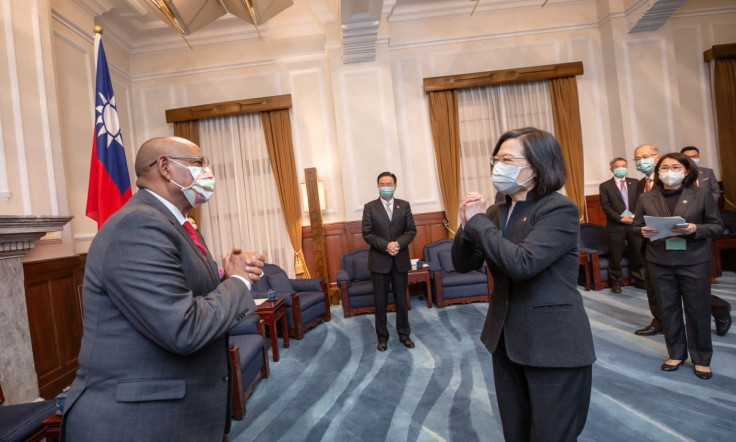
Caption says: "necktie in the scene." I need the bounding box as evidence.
[646,177,653,192]
[385,201,393,221]
[183,221,208,257]
[620,179,629,210]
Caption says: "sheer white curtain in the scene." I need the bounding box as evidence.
[198,114,295,276]
[458,81,556,200]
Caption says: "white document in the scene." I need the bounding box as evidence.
[643,215,686,241]
[254,298,267,306]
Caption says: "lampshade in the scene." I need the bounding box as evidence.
[301,181,326,212]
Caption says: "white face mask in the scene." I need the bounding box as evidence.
[658,170,685,187]
[492,162,533,195]
[690,158,700,166]
[169,159,215,207]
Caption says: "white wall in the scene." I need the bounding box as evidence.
[3,0,735,261]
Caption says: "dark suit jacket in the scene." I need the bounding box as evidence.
[362,197,417,273]
[697,166,721,203]
[599,177,639,230]
[452,191,596,368]
[633,185,724,266]
[62,190,256,441]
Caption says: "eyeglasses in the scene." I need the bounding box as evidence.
[659,165,684,172]
[490,156,527,167]
[148,156,210,168]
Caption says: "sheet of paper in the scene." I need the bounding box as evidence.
[643,215,686,241]
[255,298,267,305]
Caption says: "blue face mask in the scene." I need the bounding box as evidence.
[379,187,395,199]
[613,167,628,178]
[635,158,655,174]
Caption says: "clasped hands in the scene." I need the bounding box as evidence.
[223,247,265,283]
[387,241,400,256]
[641,223,697,238]
[459,192,488,226]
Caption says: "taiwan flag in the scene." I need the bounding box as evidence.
[85,32,131,228]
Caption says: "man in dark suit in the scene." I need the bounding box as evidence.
[599,157,643,293]
[681,146,731,336]
[362,171,417,351]
[632,144,665,335]
[62,137,265,441]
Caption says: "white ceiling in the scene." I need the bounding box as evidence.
[71,0,684,62]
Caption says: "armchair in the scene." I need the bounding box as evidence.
[250,263,331,339]
[337,248,411,318]
[228,316,269,420]
[712,210,736,282]
[422,239,492,308]
[578,223,632,290]
[0,378,56,442]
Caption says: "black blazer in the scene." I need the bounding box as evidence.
[362,197,417,273]
[633,186,723,266]
[599,177,639,230]
[697,166,721,203]
[452,191,596,368]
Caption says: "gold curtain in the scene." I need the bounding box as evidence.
[427,90,461,235]
[549,77,586,221]
[173,121,200,145]
[713,58,736,210]
[261,109,310,277]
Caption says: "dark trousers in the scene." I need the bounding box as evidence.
[648,261,713,366]
[642,260,664,329]
[606,226,642,286]
[372,261,410,342]
[492,336,592,442]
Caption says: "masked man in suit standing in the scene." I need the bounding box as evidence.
[362,171,417,351]
[62,137,265,441]
[599,157,643,293]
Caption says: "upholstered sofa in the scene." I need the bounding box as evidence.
[578,223,632,290]
[250,263,330,339]
[0,378,56,442]
[423,239,492,308]
[337,247,411,318]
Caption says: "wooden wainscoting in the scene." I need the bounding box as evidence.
[302,211,450,297]
[23,255,85,398]
[585,194,606,226]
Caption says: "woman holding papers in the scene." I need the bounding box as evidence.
[634,152,723,379]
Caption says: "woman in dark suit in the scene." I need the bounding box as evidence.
[452,128,595,441]
[634,152,723,379]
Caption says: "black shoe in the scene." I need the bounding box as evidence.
[715,316,731,336]
[611,285,622,293]
[634,279,646,290]
[661,360,682,372]
[400,338,415,349]
[635,325,663,336]
[694,366,712,379]
[377,341,387,352]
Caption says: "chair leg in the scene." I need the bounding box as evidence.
[289,293,305,340]
[590,253,605,291]
[434,271,445,308]
[340,282,353,318]
[229,346,245,420]
[321,281,332,322]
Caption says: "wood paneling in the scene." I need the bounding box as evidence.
[302,211,450,293]
[23,255,85,398]
[423,62,584,92]
[585,194,606,226]
[166,94,291,123]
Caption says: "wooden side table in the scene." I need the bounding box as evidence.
[408,267,432,308]
[256,298,289,362]
[42,413,62,442]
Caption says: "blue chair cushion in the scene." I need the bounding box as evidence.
[0,399,55,442]
[264,264,295,293]
[342,249,371,281]
[441,270,487,287]
[437,250,455,272]
[346,280,373,297]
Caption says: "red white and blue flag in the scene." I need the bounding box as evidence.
[86,33,131,228]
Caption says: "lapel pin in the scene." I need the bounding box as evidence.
[521,217,527,222]
[682,200,687,204]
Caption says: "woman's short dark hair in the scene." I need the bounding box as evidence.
[653,152,698,187]
[492,127,566,198]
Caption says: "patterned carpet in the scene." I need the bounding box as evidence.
[230,272,736,442]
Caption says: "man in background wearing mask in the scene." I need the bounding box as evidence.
[362,171,417,351]
[681,146,722,205]
[599,157,643,293]
[681,146,731,336]
[62,137,265,440]
[633,144,664,335]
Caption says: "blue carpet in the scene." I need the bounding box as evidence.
[230,272,736,441]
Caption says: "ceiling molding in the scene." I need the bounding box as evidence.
[340,0,384,64]
[386,0,592,24]
[72,0,118,17]
[626,0,686,33]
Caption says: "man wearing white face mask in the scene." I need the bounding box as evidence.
[362,171,417,351]
[599,158,643,293]
[63,137,266,441]
[681,146,722,204]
